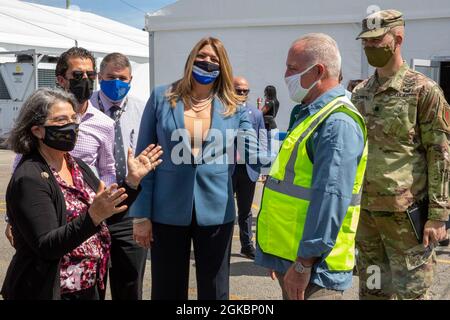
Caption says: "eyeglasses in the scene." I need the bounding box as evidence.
[236,89,250,96]
[46,113,82,126]
[70,70,97,81]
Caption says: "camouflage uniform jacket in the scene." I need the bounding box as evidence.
[352,62,450,221]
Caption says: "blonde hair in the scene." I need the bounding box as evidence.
[166,37,243,116]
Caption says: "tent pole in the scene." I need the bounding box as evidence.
[32,50,38,90]
[148,31,155,93]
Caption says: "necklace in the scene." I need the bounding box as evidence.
[191,94,212,103]
[189,95,213,112]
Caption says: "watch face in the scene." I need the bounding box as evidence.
[294,262,304,273]
[294,262,311,273]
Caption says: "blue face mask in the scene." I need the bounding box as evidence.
[192,60,220,85]
[100,79,131,101]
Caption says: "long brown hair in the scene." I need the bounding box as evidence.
[166,37,243,116]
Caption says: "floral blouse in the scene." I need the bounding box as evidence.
[50,154,111,294]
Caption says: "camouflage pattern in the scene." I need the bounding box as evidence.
[352,62,450,222]
[356,9,405,40]
[356,209,436,300]
[352,61,449,300]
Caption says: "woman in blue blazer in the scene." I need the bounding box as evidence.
[130,37,267,300]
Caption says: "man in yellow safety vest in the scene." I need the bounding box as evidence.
[255,33,368,300]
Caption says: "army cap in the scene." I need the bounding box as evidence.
[356,9,405,39]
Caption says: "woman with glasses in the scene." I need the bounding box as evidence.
[1,88,162,300]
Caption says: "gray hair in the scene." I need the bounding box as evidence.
[100,52,132,74]
[293,33,342,79]
[7,88,78,154]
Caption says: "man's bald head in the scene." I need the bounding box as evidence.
[233,76,249,88]
[290,33,342,79]
[234,76,250,101]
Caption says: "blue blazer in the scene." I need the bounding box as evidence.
[129,84,263,226]
[232,104,266,182]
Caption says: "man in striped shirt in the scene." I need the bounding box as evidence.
[55,47,116,185]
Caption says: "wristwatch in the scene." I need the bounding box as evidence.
[293,261,313,274]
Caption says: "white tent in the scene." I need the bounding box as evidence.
[145,0,450,130]
[0,0,150,100]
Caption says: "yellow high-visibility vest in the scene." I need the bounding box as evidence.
[257,96,368,271]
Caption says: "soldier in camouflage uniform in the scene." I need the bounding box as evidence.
[352,9,450,300]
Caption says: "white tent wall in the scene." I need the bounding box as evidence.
[147,0,450,131]
[129,62,150,103]
[0,0,149,60]
[0,0,150,95]
[402,18,450,61]
[152,25,363,130]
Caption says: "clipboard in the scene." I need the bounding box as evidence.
[406,201,428,244]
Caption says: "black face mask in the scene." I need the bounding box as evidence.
[69,78,94,103]
[194,60,220,72]
[43,122,79,152]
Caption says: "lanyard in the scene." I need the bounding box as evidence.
[97,94,128,122]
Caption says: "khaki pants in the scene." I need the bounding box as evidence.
[356,210,436,300]
[275,272,344,300]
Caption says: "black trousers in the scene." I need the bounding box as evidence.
[151,213,234,300]
[106,217,147,300]
[232,164,256,249]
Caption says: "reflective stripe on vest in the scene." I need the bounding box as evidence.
[257,95,368,272]
[265,177,362,206]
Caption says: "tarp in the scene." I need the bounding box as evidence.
[0,0,150,101]
[0,0,149,61]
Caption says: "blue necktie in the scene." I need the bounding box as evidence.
[110,105,126,185]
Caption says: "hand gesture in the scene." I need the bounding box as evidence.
[126,144,163,187]
[88,181,128,226]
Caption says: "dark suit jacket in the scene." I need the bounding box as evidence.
[1,151,139,300]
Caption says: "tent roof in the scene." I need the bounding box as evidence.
[0,0,148,60]
[146,0,450,31]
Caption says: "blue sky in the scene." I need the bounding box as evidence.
[23,0,178,29]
